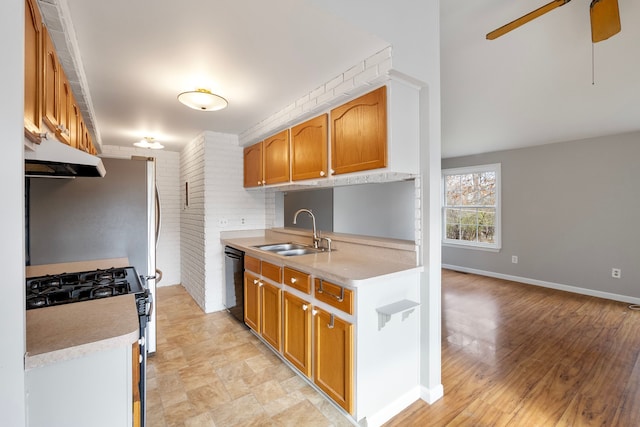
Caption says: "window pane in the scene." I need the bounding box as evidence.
[445,208,460,224]
[460,225,477,241]
[446,224,460,240]
[445,175,461,205]
[478,226,495,243]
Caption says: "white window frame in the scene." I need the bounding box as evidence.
[442,163,501,252]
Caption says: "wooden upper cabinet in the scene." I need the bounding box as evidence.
[57,69,72,145]
[263,129,290,185]
[330,86,387,175]
[244,142,263,188]
[24,0,43,143]
[291,114,328,181]
[42,26,60,133]
[68,98,80,149]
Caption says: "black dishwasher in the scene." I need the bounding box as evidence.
[224,246,245,324]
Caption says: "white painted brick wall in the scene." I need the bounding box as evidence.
[179,132,266,313]
[239,46,393,146]
[99,145,181,287]
[180,135,207,310]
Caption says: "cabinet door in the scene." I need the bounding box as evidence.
[260,282,282,351]
[42,26,60,133]
[244,271,261,332]
[24,0,43,142]
[283,292,312,377]
[243,142,263,188]
[68,99,80,149]
[263,129,290,185]
[291,114,328,181]
[330,86,387,175]
[314,307,353,414]
[57,70,72,145]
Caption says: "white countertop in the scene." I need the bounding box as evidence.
[25,294,139,370]
[222,233,422,286]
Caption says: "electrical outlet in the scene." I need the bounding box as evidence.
[612,268,621,279]
[511,255,518,264]
[218,218,228,227]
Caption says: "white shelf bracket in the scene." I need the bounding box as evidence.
[375,299,420,330]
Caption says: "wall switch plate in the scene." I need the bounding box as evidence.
[612,268,621,279]
[511,256,518,264]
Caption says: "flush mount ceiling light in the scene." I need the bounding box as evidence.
[177,88,228,111]
[134,137,164,150]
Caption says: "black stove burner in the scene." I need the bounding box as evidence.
[25,266,145,310]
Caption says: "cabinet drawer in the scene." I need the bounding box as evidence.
[314,279,354,315]
[245,255,261,274]
[284,267,311,294]
[262,261,282,283]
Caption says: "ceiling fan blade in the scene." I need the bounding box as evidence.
[486,0,571,40]
[590,0,621,42]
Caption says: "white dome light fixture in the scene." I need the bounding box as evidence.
[177,88,228,111]
[134,137,164,150]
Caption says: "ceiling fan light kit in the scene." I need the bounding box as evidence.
[486,0,621,43]
[177,88,228,111]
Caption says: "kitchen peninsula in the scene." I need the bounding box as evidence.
[222,228,423,427]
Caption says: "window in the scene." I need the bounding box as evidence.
[442,163,501,251]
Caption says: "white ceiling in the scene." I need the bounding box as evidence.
[58,0,388,151]
[50,0,639,157]
[441,0,640,158]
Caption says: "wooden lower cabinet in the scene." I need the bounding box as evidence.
[260,282,282,351]
[132,343,141,427]
[313,307,354,414]
[282,292,312,377]
[244,271,261,332]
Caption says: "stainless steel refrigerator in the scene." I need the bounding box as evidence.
[28,156,159,353]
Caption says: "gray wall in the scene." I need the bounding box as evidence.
[283,188,333,231]
[334,180,415,241]
[29,158,148,271]
[282,180,416,241]
[442,131,640,300]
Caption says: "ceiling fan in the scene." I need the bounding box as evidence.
[486,0,621,43]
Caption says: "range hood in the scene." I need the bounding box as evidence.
[25,138,106,178]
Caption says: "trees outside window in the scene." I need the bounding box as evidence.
[442,164,501,251]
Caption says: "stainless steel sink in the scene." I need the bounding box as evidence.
[255,243,308,252]
[254,242,324,256]
[276,248,322,256]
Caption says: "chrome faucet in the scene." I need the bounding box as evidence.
[293,208,320,248]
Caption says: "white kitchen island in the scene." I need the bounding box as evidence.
[25,294,139,427]
[223,228,423,427]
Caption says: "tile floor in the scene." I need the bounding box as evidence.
[147,285,354,427]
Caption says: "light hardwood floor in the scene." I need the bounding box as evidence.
[386,269,640,426]
[149,270,640,426]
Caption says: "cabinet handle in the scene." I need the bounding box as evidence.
[312,309,318,316]
[330,169,335,175]
[253,279,259,284]
[290,277,297,284]
[316,279,344,302]
[262,180,266,185]
[302,304,308,311]
[258,281,264,287]
[327,314,335,329]
[320,171,325,177]
[257,181,261,186]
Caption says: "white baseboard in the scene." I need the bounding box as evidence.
[364,386,422,427]
[420,383,444,405]
[442,264,640,305]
